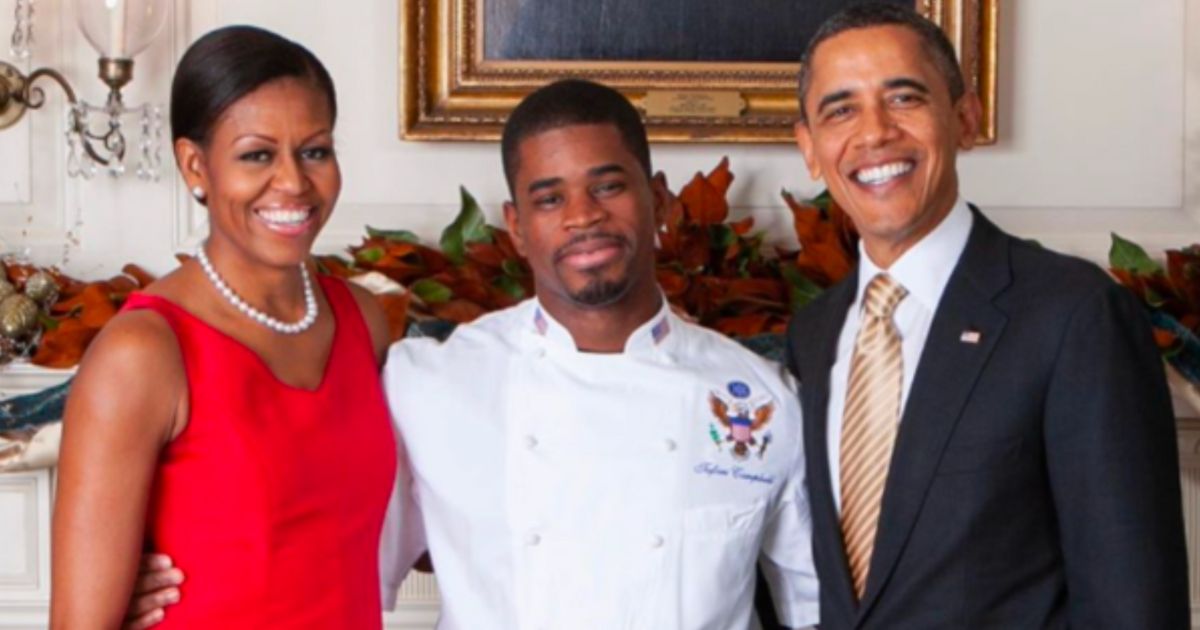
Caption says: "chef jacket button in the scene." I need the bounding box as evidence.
[664,439,677,452]
[525,435,539,450]
[650,534,665,549]
[532,347,546,358]
[526,532,542,546]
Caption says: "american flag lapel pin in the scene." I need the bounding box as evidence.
[960,329,982,344]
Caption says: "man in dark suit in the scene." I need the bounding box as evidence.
[782,4,1190,628]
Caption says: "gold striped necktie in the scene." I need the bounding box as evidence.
[840,272,907,600]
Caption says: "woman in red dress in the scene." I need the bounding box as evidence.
[50,26,397,629]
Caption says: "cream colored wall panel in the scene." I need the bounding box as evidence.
[0,470,50,599]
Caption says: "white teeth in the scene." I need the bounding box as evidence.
[257,208,312,225]
[855,161,913,185]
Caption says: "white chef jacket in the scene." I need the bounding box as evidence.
[379,297,819,629]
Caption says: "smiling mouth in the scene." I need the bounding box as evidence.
[555,234,628,271]
[853,160,915,186]
[255,206,316,235]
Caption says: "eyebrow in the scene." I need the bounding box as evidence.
[883,77,930,94]
[526,163,627,195]
[231,129,333,144]
[527,177,562,195]
[815,90,853,116]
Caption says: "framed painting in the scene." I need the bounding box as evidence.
[399,0,998,143]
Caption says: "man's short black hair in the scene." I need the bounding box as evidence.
[796,2,965,123]
[501,79,651,196]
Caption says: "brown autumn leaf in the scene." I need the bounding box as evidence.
[713,313,773,337]
[678,158,733,225]
[432,299,487,323]
[656,268,689,298]
[374,292,412,342]
[122,264,157,288]
[31,318,99,368]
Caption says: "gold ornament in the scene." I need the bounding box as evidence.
[23,270,59,306]
[0,294,39,339]
[0,278,14,301]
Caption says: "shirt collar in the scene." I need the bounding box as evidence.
[855,197,973,312]
[525,294,678,358]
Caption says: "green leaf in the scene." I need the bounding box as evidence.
[1145,286,1167,309]
[315,255,356,275]
[1109,233,1162,275]
[710,225,736,250]
[355,247,384,264]
[781,264,824,310]
[366,226,421,243]
[37,313,59,330]
[412,278,453,304]
[440,187,494,265]
[493,274,527,300]
[501,258,527,278]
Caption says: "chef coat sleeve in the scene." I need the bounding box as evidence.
[758,377,820,628]
[378,431,427,611]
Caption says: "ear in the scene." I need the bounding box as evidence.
[954,92,983,151]
[649,171,671,226]
[174,137,209,195]
[793,121,823,180]
[502,200,527,258]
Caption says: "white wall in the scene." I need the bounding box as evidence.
[0,0,1198,278]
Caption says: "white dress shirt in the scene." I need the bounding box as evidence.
[826,198,973,511]
[380,297,819,629]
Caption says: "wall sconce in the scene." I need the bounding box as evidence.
[0,0,168,180]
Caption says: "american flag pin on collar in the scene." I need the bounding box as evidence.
[960,329,982,344]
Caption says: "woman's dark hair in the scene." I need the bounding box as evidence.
[170,25,337,144]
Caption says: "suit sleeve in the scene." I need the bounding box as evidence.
[1043,281,1190,628]
[759,369,821,629]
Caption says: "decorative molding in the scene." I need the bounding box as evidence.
[0,475,40,590]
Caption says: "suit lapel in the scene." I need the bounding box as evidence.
[855,210,1013,622]
[801,270,859,616]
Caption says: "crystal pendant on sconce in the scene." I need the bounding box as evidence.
[10,0,35,60]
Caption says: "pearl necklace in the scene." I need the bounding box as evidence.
[195,245,318,335]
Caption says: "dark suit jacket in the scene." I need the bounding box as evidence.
[781,209,1189,629]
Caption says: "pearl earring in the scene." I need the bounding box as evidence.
[191,186,206,202]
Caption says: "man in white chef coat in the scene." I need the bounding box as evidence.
[123,79,818,629]
[379,78,817,629]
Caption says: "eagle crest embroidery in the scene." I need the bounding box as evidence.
[709,381,774,461]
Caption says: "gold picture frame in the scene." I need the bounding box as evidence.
[399,0,997,144]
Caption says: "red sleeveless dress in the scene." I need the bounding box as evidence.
[122,276,397,629]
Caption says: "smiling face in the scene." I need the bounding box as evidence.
[795,25,980,268]
[503,123,667,316]
[176,76,340,269]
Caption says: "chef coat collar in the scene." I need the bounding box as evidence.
[528,294,676,358]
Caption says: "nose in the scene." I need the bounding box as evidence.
[562,192,605,230]
[857,102,900,148]
[272,152,308,195]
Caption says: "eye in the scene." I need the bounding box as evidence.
[592,180,625,197]
[300,145,334,161]
[239,149,272,163]
[889,92,925,107]
[532,193,562,209]
[822,104,855,123]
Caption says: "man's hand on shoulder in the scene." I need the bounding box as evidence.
[123,554,184,629]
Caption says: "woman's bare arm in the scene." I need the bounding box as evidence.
[51,311,185,629]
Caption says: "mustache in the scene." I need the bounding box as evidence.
[553,232,630,262]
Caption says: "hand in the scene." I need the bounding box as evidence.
[123,554,184,629]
